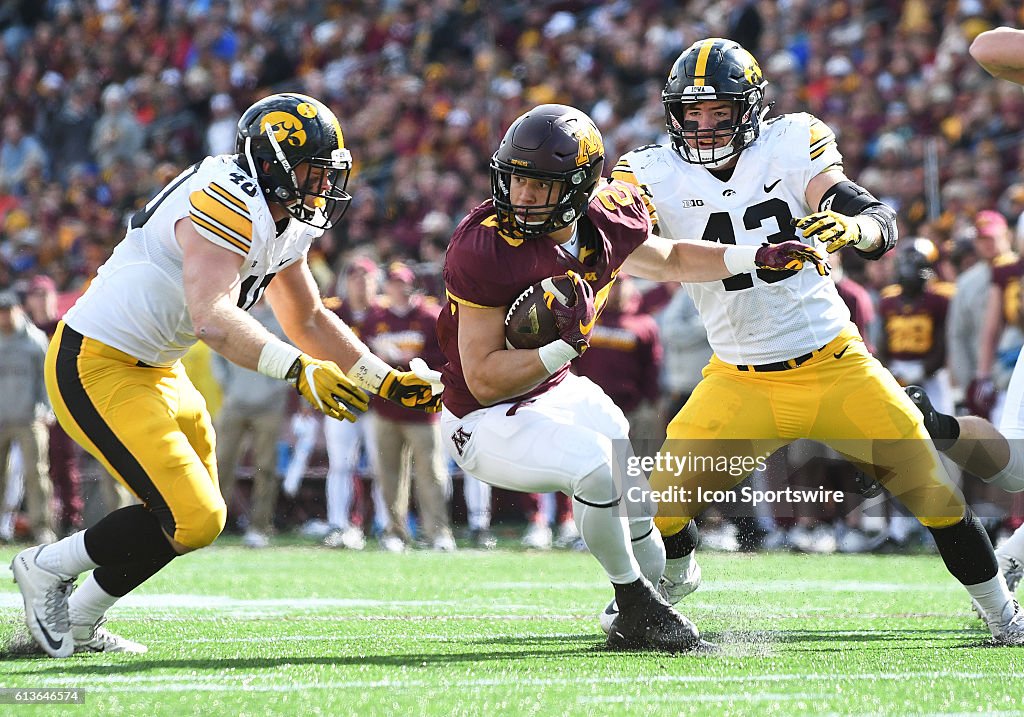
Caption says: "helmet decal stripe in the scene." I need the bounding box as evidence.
[692,40,715,86]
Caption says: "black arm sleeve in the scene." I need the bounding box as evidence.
[818,180,898,260]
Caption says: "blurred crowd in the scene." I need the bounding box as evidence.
[3,0,1024,552]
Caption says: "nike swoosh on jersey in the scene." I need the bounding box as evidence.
[834,346,848,359]
[764,178,781,192]
[33,609,66,651]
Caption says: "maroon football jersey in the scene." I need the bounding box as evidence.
[361,297,444,423]
[991,255,1024,326]
[573,308,662,413]
[879,283,952,362]
[438,181,651,418]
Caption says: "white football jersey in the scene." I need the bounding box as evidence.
[614,112,851,365]
[65,155,321,366]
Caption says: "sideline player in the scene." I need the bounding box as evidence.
[609,38,1024,644]
[436,102,827,651]
[10,93,441,657]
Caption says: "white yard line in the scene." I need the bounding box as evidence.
[8,671,1017,692]
[578,692,827,704]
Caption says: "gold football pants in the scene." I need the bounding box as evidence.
[45,322,225,549]
[653,326,965,536]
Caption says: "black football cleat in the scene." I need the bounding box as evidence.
[606,580,715,653]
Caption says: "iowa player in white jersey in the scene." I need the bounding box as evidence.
[608,38,1024,645]
[10,93,442,658]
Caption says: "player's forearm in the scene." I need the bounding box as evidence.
[625,238,740,283]
[283,305,374,374]
[192,298,282,372]
[464,348,552,406]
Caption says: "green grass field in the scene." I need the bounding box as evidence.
[2,538,1024,716]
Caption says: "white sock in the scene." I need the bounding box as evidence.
[967,573,1015,633]
[997,524,1024,565]
[463,475,492,531]
[36,531,99,579]
[628,519,666,585]
[573,497,640,585]
[68,573,119,628]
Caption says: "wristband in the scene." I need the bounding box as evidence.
[347,353,393,393]
[723,245,759,274]
[538,339,578,374]
[257,340,302,381]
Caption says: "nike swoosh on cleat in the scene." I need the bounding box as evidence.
[764,178,781,192]
[834,346,848,359]
[33,609,65,652]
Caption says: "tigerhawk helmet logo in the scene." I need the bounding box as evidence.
[260,111,307,147]
[739,50,763,85]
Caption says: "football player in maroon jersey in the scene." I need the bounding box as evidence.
[436,103,826,652]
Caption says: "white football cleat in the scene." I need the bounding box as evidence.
[379,534,406,553]
[521,522,552,550]
[73,618,148,654]
[11,546,76,658]
[242,529,270,549]
[987,601,1024,646]
[432,534,457,552]
[323,525,366,550]
[553,520,580,548]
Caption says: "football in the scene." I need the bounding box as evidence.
[504,274,577,350]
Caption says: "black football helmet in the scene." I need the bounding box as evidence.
[662,38,768,168]
[236,93,352,229]
[895,238,937,294]
[490,104,605,239]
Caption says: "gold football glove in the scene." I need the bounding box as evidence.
[380,368,443,413]
[288,355,369,422]
[793,211,861,254]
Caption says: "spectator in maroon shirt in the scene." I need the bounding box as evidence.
[360,263,454,552]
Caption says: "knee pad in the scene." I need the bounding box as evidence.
[177,500,227,549]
